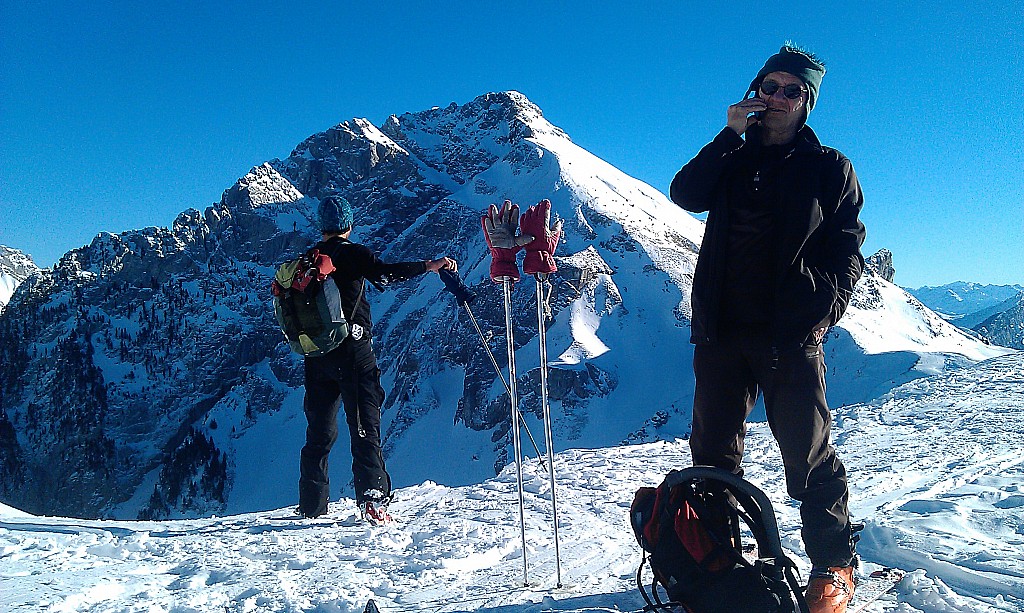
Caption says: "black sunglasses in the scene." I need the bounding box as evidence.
[759,80,805,100]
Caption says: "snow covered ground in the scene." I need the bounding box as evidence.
[2,352,1022,613]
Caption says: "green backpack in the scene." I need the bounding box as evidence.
[271,247,363,356]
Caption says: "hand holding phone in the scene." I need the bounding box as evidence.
[727,93,767,136]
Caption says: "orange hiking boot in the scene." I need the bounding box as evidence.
[806,565,856,613]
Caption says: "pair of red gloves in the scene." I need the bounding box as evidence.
[482,200,563,283]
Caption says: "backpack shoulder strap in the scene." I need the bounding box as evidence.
[667,466,788,561]
[349,277,366,323]
[321,237,367,325]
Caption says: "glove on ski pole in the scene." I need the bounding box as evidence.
[482,201,533,283]
[520,199,562,276]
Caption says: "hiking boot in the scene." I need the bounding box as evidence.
[806,565,856,613]
[361,499,392,525]
[296,505,324,520]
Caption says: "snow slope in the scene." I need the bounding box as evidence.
[824,270,1012,407]
[3,351,1021,613]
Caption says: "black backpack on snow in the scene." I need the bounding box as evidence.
[630,466,809,613]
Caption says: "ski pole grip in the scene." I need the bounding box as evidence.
[439,269,477,306]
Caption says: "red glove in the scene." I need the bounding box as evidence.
[482,201,532,283]
[520,199,562,275]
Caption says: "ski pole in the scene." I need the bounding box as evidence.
[462,303,547,462]
[503,276,529,587]
[534,272,562,587]
[438,270,545,461]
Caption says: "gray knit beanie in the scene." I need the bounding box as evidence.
[748,44,826,111]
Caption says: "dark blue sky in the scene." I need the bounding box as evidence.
[2,1,1021,287]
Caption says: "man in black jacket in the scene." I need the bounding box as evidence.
[671,45,865,613]
[299,194,456,523]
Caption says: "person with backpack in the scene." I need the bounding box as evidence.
[297,194,456,522]
[670,44,866,613]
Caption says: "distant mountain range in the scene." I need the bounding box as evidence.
[0,92,1014,520]
[971,295,1024,349]
[908,282,1023,319]
[908,282,1024,348]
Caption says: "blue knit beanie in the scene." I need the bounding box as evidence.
[318,194,353,234]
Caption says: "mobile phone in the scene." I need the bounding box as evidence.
[747,90,763,121]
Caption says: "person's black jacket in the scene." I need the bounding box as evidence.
[670,124,865,348]
[315,236,428,335]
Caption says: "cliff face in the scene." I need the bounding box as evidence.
[0,246,39,313]
[865,248,895,283]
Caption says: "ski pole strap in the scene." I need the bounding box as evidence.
[535,272,554,320]
[439,269,476,306]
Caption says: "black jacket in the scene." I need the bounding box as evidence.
[670,124,866,348]
[316,236,428,334]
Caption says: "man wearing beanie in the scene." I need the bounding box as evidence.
[298,193,457,524]
[671,44,866,613]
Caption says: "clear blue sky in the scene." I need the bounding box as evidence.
[2,1,1021,288]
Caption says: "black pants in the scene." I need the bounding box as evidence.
[689,334,854,568]
[299,336,391,517]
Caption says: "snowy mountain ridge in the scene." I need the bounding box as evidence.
[825,264,1010,404]
[0,91,1010,522]
[973,294,1024,350]
[909,282,1024,321]
[908,281,1024,350]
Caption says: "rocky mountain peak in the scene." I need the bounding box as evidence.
[0,246,37,281]
[0,246,40,312]
[289,118,410,180]
[223,162,306,213]
[386,90,559,139]
[379,91,569,186]
[865,249,895,282]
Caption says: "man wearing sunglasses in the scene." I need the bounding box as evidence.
[670,45,866,613]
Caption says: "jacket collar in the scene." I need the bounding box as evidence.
[320,235,351,246]
[792,124,824,155]
[746,124,823,156]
